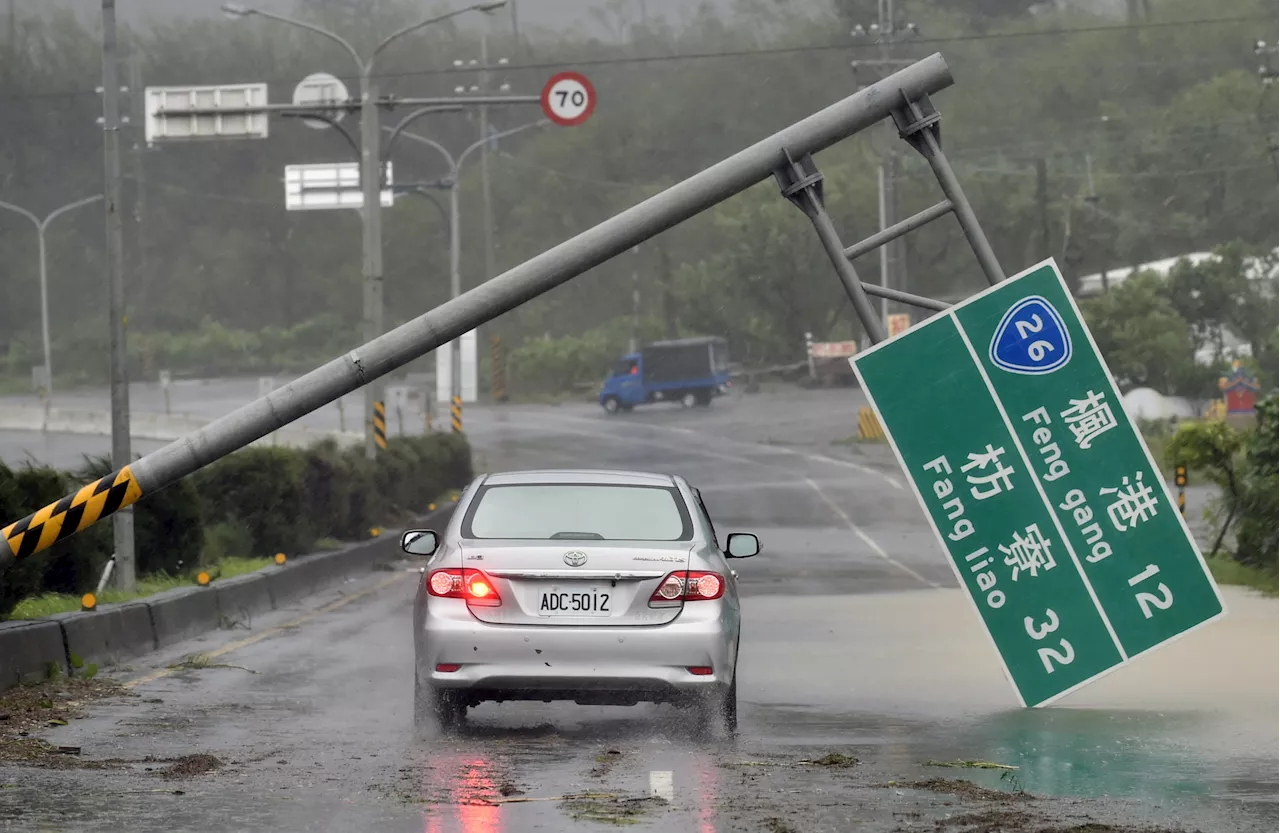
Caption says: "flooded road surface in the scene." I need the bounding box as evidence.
[1,389,1274,832]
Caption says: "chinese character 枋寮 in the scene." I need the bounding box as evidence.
[1100,471,1159,532]
[960,443,1016,500]
[1060,389,1118,451]
[999,523,1057,581]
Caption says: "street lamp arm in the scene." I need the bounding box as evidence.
[44,195,104,228]
[221,5,363,75]
[0,199,40,230]
[372,4,484,67]
[382,126,456,177]
[457,119,549,169]
[383,105,465,162]
[281,112,361,161]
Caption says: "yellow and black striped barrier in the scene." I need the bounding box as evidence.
[1175,464,1187,517]
[373,400,387,450]
[2,466,143,561]
[491,336,507,403]
[451,395,463,434]
[857,407,886,441]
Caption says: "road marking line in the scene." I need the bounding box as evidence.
[122,573,408,690]
[802,453,903,489]
[804,477,938,589]
[649,770,674,802]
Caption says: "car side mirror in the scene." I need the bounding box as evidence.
[401,529,439,556]
[725,533,759,558]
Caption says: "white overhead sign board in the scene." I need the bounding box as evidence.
[284,162,394,211]
[145,83,269,143]
[436,332,478,404]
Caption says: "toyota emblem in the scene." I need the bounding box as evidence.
[563,551,587,567]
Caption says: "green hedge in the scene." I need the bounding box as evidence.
[0,432,472,619]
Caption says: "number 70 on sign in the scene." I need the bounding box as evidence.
[541,71,597,127]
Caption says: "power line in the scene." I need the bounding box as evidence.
[0,13,1272,103]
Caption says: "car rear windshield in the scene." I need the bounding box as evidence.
[463,483,693,541]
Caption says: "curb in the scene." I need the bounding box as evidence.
[0,501,458,691]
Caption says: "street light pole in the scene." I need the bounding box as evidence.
[388,120,547,412]
[222,0,507,459]
[0,195,103,405]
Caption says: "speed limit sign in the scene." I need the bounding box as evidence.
[540,71,596,127]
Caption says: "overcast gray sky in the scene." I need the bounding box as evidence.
[11,0,762,41]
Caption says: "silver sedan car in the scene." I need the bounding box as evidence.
[402,469,761,735]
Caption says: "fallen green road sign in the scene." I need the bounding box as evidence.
[851,258,1226,707]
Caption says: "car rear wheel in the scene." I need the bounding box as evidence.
[602,396,621,415]
[693,674,737,739]
[433,690,466,732]
[680,393,697,409]
[415,671,465,732]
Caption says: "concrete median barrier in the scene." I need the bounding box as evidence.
[213,573,274,625]
[0,619,69,686]
[0,500,462,692]
[147,586,222,649]
[52,602,156,668]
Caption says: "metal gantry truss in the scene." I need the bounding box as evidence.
[775,90,1005,345]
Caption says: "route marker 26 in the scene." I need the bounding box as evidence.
[851,258,1226,708]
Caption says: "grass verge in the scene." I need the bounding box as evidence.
[1205,556,1278,596]
[5,556,274,620]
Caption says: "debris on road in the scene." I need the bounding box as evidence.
[559,793,667,825]
[896,777,1035,802]
[0,677,127,768]
[926,759,1019,771]
[167,653,257,674]
[801,752,858,767]
[157,754,225,779]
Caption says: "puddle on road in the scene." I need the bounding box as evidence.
[749,702,1279,810]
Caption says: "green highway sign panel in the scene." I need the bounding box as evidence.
[851,258,1226,708]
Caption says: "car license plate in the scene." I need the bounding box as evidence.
[539,586,611,617]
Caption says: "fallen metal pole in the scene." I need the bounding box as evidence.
[1,53,955,570]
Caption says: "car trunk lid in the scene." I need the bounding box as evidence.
[457,539,692,626]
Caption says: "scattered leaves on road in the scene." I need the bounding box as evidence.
[559,793,666,825]
[0,677,129,769]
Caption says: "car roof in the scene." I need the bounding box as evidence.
[479,469,679,487]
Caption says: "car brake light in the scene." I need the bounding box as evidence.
[649,571,724,604]
[426,568,502,606]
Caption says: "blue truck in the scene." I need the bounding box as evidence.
[599,336,732,414]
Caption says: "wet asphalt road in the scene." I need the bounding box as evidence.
[0,386,1276,832]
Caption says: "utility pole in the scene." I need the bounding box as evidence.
[851,3,919,332]
[359,52,384,462]
[127,53,149,288]
[101,0,135,591]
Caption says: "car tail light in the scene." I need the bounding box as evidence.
[649,571,724,605]
[687,666,713,676]
[436,663,461,673]
[426,568,502,607]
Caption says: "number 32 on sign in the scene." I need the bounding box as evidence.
[851,258,1226,708]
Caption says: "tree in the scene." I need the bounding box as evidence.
[1165,243,1279,371]
[1080,271,1216,399]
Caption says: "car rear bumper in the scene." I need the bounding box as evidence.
[418,599,735,705]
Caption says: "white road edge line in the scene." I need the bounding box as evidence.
[650,770,674,802]
[804,476,939,589]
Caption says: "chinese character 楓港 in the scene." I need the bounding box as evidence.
[1060,390,1118,450]
[1000,523,1057,581]
[1100,471,1159,532]
[960,443,1016,500]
